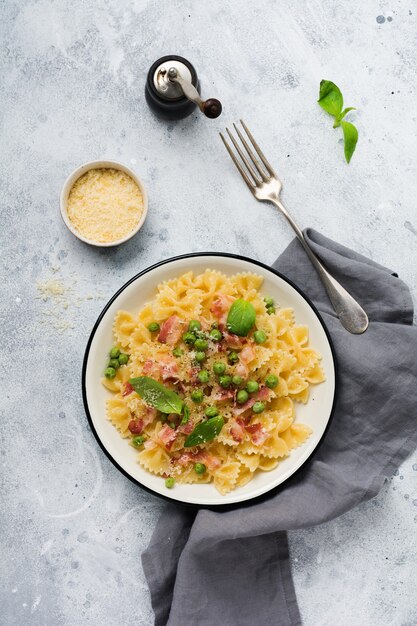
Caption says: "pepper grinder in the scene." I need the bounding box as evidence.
[145,55,222,121]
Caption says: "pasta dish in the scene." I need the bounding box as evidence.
[101,270,325,494]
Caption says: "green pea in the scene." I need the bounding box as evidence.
[183,331,196,345]
[195,351,206,363]
[205,406,218,418]
[109,346,120,359]
[195,338,208,351]
[108,358,120,370]
[232,375,243,386]
[210,328,223,342]
[160,414,167,422]
[118,353,129,365]
[104,367,116,379]
[211,321,219,329]
[188,320,201,332]
[219,375,232,389]
[194,463,206,475]
[246,380,259,394]
[253,330,267,344]
[266,306,276,315]
[191,389,204,403]
[228,351,239,364]
[253,401,265,414]
[213,362,226,375]
[236,389,249,404]
[147,322,160,332]
[265,374,279,389]
[264,296,274,308]
[172,347,183,357]
[168,422,176,429]
[131,435,145,447]
[165,477,175,489]
[198,370,210,384]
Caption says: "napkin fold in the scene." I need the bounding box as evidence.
[142,229,417,626]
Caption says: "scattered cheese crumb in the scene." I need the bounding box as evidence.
[36,279,67,301]
[36,279,74,333]
[36,275,106,333]
[66,168,144,243]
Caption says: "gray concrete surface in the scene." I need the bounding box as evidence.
[1,1,416,624]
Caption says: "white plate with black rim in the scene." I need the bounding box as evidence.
[82,253,337,507]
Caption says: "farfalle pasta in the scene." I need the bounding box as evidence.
[101,270,325,495]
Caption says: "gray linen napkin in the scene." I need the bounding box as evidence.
[142,229,417,626]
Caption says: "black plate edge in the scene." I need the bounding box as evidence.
[81,251,339,511]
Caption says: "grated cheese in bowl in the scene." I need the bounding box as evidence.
[60,161,148,246]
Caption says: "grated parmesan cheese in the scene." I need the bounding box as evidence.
[66,168,144,243]
[36,279,66,301]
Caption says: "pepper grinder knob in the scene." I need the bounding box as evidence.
[202,98,222,119]
[167,67,222,119]
[145,55,222,121]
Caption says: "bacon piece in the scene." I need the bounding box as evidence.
[200,452,221,471]
[175,452,194,467]
[176,381,187,393]
[175,450,221,471]
[157,315,183,346]
[232,386,271,416]
[159,357,179,382]
[177,420,194,435]
[158,424,177,450]
[211,387,235,402]
[189,366,200,385]
[143,406,157,427]
[210,295,235,325]
[128,419,144,434]
[234,344,256,378]
[230,418,246,443]
[222,331,247,349]
[234,361,248,379]
[240,344,255,364]
[142,359,159,378]
[245,423,269,446]
[122,382,134,397]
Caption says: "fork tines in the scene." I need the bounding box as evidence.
[219,120,276,189]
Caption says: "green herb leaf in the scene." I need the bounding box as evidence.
[181,405,190,424]
[318,80,343,117]
[226,299,256,337]
[184,415,225,447]
[318,80,358,163]
[333,107,356,128]
[129,376,183,414]
[341,121,358,163]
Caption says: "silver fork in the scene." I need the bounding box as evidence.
[220,120,369,334]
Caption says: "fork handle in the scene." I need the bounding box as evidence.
[271,198,369,334]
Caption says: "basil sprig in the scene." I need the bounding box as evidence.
[129,376,183,414]
[226,299,256,337]
[184,415,225,448]
[318,80,358,163]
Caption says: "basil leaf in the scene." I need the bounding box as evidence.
[184,416,225,448]
[129,376,183,414]
[318,80,343,117]
[333,107,356,128]
[226,299,256,337]
[341,121,358,163]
